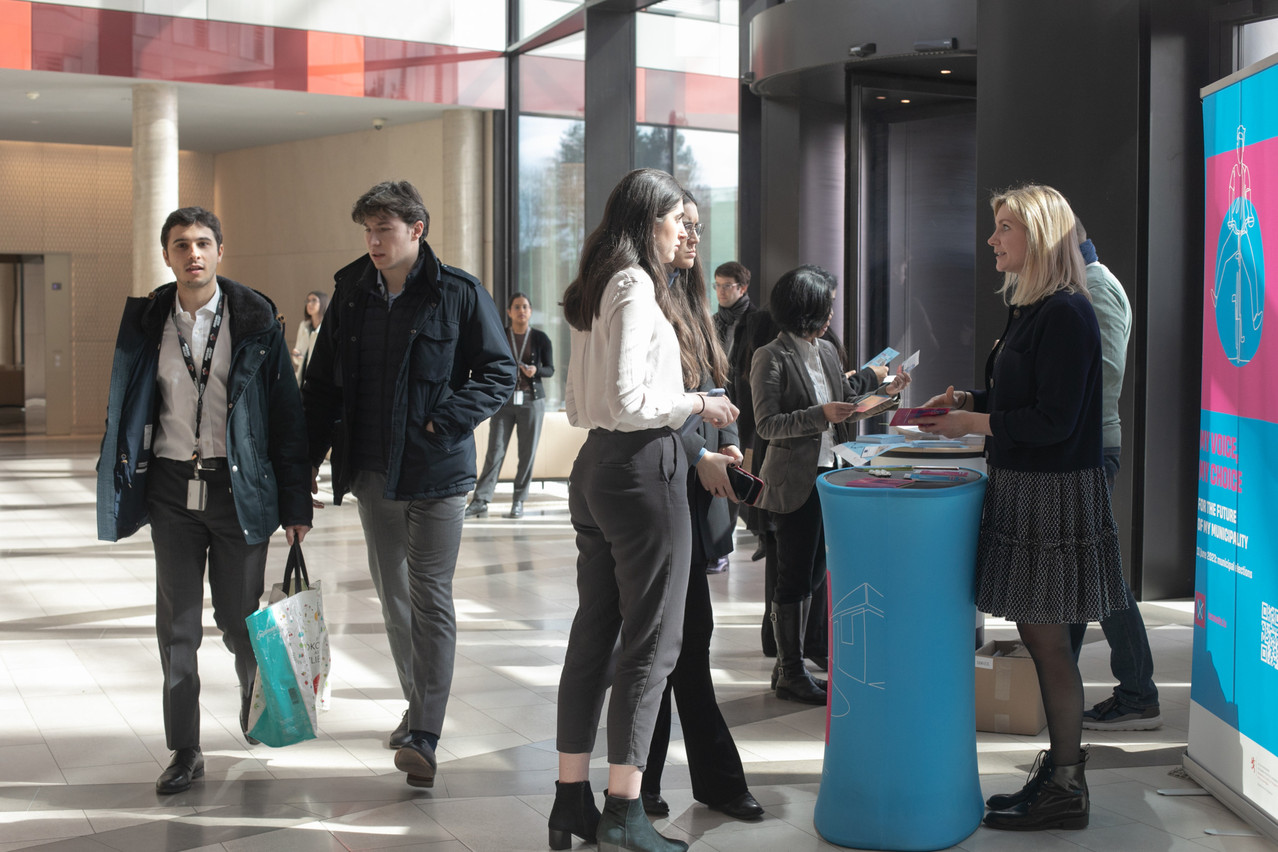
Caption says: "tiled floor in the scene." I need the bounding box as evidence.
[1,436,1275,852]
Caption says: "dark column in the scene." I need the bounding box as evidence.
[584,7,636,229]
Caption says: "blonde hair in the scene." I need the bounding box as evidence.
[990,184,1088,306]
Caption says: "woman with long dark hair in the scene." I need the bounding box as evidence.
[640,191,763,822]
[549,169,738,852]
[916,184,1126,831]
[292,289,329,383]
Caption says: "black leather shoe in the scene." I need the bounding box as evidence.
[240,692,259,746]
[464,500,488,519]
[156,747,204,795]
[709,791,764,820]
[394,736,437,788]
[641,790,670,816]
[506,500,524,519]
[386,710,411,749]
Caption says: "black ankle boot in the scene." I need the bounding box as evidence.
[548,780,600,849]
[986,749,1053,810]
[597,794,688,852]
[983,757,1089,831]
[771,602,827,705]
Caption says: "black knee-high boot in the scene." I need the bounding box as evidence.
[771,601,826,704]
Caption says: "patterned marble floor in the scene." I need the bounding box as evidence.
[0,436,1273,852]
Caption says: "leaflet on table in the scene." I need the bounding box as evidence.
[834,442,891,466]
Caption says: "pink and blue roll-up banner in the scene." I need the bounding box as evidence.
[1185,52,1278,844]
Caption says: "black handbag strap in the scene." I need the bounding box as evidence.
[282,540,310,594]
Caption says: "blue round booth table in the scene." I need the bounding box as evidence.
[813,466,986,851]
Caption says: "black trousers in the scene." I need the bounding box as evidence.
[773,482,827,604]
[642,558,748,805]
[147,458,268,750]
[556,428,690,767]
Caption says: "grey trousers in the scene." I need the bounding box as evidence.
[351,470,464,735]
[473,398,545,505]
[148,458,268,750]
[556,428,690,768]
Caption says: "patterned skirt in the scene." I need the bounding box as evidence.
[975,465,1127,624]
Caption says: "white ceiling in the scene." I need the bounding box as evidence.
[0,68,458,153]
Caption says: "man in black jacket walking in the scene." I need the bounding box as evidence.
[303,181,515,787]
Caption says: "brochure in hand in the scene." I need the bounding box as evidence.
[889,407,950,426]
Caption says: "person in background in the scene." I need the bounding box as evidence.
[97,206,312,794]
[915,184,1127,831]
[713,260,758,564]
[292,289,329,385]
[1068,224,1161,731]
[302,180,515,787]
[466,291,555,519]
[751,265,907,705]
[550,168,738,852]
[640,192,764,823]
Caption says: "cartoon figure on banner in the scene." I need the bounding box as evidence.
[1213,124,1266,366]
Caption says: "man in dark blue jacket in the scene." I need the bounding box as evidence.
[97,207,313,794]
[302,181,515,788]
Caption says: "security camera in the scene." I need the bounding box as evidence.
[372,118,387,131]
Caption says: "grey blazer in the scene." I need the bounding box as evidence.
[750,332,879,514]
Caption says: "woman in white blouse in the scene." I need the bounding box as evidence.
[291,290,328,384]
[549,169,738,852]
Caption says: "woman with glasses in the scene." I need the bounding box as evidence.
[915,185,1126,831]
[550,169,738,852]
[751,265,908,704]
[639,191,764,823]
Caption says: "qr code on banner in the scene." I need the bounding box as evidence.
[1263,602,1278,671]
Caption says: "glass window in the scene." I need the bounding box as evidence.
[517,115,584,407]
[520,0,583,40]
[1238,17,1278,70]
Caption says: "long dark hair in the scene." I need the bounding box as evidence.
[668,191,727,387]
[563,168,698,387]
[304,290,330,331]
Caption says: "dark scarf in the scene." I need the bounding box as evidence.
[714,293,752,340]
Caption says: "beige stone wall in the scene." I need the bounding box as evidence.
[214,112,489,343]
[0,141,214,434]
[0,109,491,436]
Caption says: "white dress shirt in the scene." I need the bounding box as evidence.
[565,267,696,432]
[153,285,231,462]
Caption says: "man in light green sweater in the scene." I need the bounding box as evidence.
[1069,227,1161,730]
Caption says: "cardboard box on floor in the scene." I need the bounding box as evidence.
[975,639,1046,735]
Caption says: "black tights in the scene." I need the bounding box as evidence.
[1017,622,1083,767]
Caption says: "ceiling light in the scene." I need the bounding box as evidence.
[26,91,39,100]
[900,99,911,104]
[940,69,952,75]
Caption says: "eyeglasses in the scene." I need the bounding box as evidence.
[683,222,704,238]
[714,281,743,291]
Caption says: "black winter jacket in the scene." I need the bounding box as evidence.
[302,241,516,503]
[96,278,313,543]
